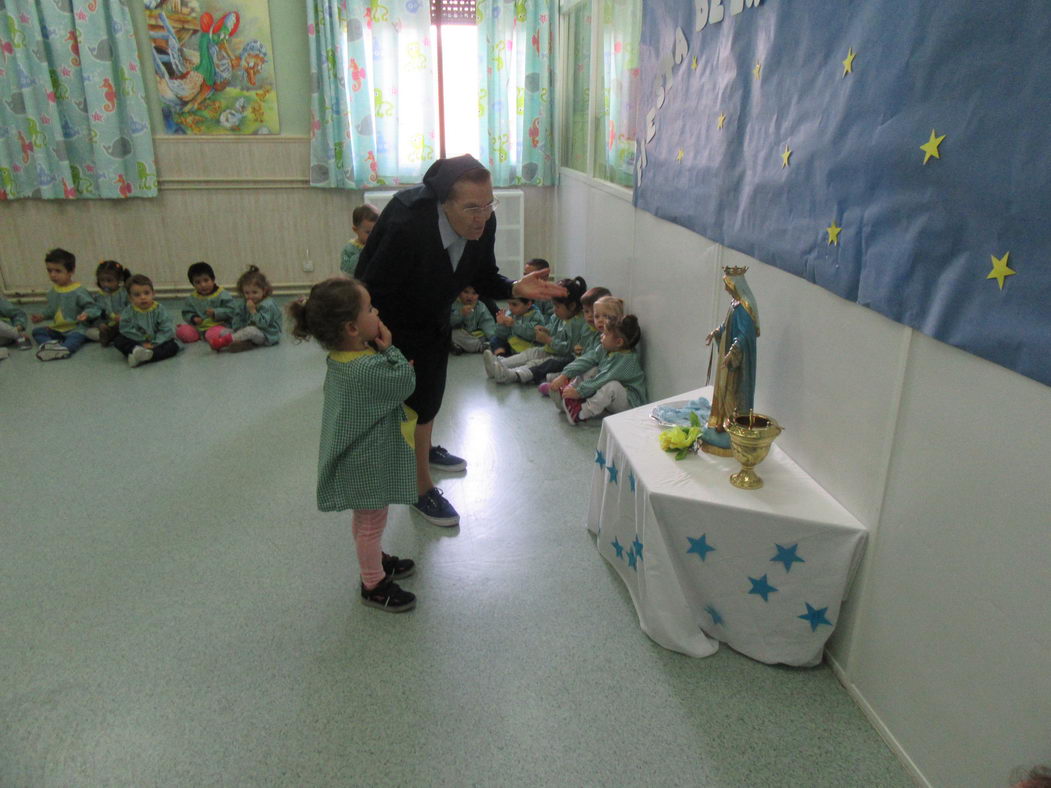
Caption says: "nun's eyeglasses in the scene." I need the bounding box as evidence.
[460,198,500,216]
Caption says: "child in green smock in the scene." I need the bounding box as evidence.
[288,277,418,613]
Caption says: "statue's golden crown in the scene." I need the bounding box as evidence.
[723,265,749,276]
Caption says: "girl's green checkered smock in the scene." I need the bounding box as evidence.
[317,346,417,512]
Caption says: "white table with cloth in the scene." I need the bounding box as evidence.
[586,387,867,667]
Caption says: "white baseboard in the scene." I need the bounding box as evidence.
[826,651,931,788]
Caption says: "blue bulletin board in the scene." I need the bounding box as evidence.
[634,0,1051,387]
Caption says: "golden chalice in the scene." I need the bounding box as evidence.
[724,410,783,490]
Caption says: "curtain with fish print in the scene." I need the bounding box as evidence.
[0,0,157,200]
[475,0,555,186]
[307,0,437,189]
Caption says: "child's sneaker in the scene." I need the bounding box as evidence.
[36,342,69,361]
[429,445,466,472]
[209,330,233,351]
[537,382,550,397]
[411,487,460,527]
[16,335,32,351]
[225,340,255,353]
[128,345,153,367]
[563,396,585,425]
[360,575,416,612]
[492,360,515,384]
[482,348,497,378]
[381,552,415,579]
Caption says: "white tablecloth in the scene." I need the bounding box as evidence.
[587,387,867,666]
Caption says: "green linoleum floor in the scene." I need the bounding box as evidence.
[0,329,913,786]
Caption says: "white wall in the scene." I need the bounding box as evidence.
[559,176,1051,788]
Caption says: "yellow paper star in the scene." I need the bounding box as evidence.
[826,221,842,246]
[676,148,684,162]
[842,48,856,77]
[692,56,698,70]
[753,62,762,80]
[920,129,946,165]
[986,252,1016,290]
[781,145,792,168]
[717,113,726,130]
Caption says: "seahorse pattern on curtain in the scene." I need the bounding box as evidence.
[0,0,157,200]
[307,0,438,189]
[475,0,555,187]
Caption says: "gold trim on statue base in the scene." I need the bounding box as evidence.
[699,441,734,457]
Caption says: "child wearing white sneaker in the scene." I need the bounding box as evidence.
[487,295,545,358]
[488,277,589,385]
[113,274,179,368]
[561,314,647,424]
[0,295,32,357]
[30,248,101,361]
[289,277,418,613]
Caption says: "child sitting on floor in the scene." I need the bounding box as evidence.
[88,260,131,347]
[113,274,179,368]
[0,294,32,357]
[176,261,236,346]
[30,248,101,362]
[549,294,623,407]
[340,204,378,276]
[560,314,647,425]
[484,296,545,366]
[450,285,498,354]
[211,265,283,352]
[524,258,554,319]
[487,276,589,385]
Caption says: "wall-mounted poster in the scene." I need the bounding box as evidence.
[144,0,279,134]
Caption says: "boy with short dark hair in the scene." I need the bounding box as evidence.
[30,248,100,361]
[341,203,380,276]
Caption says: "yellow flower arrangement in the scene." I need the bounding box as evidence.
[658,412,702,460]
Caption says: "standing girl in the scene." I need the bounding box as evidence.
[288,277,418,612]
[89,260,131,346]
[212,265,283,352]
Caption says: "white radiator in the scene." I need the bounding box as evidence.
[364,188,525,274]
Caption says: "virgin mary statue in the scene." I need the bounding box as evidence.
[700,266,759,456]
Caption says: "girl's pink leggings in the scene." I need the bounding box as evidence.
[175,324,226,345]
[352,508,388,589]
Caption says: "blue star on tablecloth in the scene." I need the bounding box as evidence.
[748,574,779,602]
[632,536,643,559]
[595,450,606,469]
[687,534,716,561]
[771,543,806,572]
[628,471,636,493]
[798,602,832,632]
[704,604,724,626]
[627,548,638,570]
[611,537,624,559]
[607,461,619,484]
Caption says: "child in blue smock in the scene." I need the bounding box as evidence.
[211,266,283,352]
[450,284,498,354]
[30,248,100,361]
[87,259,131,346]
[0,295,32,357]
[561,314,647,424]
[113,274,179,368]
[489,276,589,385]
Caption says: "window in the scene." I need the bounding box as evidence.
[431,0,478,158]
[560,0,642,187]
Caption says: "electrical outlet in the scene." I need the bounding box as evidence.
[303,261,314,272]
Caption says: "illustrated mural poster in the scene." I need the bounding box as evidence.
[144,0,279,134]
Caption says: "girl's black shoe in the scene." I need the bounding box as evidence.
[381,552,415,579]
[360,576,416,613]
